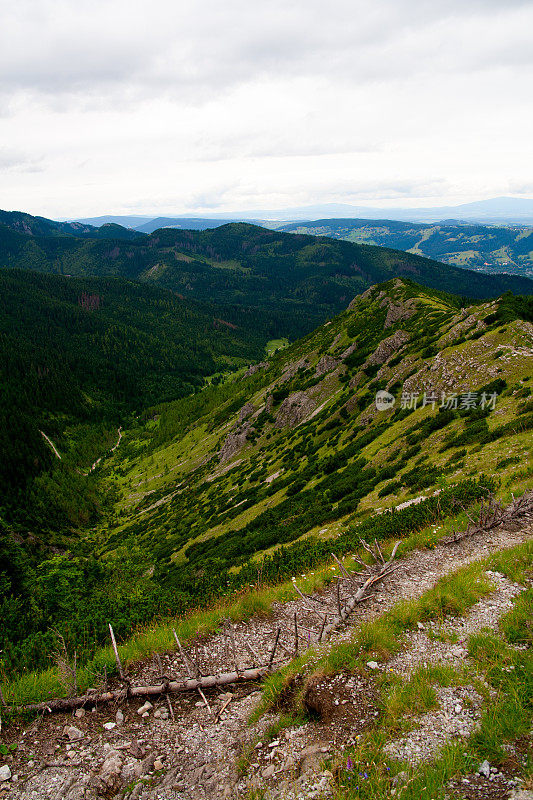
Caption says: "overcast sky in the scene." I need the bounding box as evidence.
[1,0,532,218]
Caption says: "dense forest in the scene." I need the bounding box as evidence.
[0,269,276,533]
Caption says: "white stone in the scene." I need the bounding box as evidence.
[64,725,84,741]
[478,760,491,778]
[366,661,379,670]
[103,722,116,731]
[137,701,153,716]
[0,766,11,782]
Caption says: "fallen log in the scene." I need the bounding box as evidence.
[317,541,400,643]
[22,666,273,714]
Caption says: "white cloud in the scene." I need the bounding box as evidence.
[0,0,531,216]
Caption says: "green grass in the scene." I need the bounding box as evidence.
[329,542,533,799]
[265,338,289,357]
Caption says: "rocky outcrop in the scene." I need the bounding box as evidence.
[243,361,267,378]
[237,402,255,423]
[279,357,309,384]
[219,422,253,462]
[329,332,343,351]
[340,342,358,360]
[274,391,317,428]
[440,315,486,347]
[380,296,416,329]
[315,354,340,377]
[366,330,409,366]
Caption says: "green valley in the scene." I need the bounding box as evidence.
[2,275,532,689]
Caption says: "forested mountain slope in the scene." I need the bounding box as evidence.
[0,269,267,532]
[278,217,533,277]
[1,215,533,339]
[2,277,531,681]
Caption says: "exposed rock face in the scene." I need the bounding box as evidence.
[279,357,309,384]
[348,371,365,390]
[380,296,416,329]
[440,315,486,347]
[274,391,317,428]
[243,361,267,378]
[366,330,409,366]
[219,422,253,462]
[315,354,340,377]
[238,402,255,423]
[340,342,358,360]
[329,332,343,351]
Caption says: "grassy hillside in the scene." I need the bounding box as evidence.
[279,218,533,277]
[2,277,531,680]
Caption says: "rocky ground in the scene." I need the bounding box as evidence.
[1,520,532,800]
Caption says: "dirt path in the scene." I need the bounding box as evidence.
[40,430,62,460]
[2,521,532,800]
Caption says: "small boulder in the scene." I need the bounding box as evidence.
[262,765,275,778]
[64,725,84,741]
[478,760,491,778]
[0,765,11,782]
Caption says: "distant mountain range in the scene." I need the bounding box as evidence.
[72,196,533,227]
[1,211,532,324]
[277,218,533,277]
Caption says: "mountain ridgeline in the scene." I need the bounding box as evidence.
[1,212,533,330]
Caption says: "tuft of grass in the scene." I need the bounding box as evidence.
[380,664,464,733]
[487,538,533,584]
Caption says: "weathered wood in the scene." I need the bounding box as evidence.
[269,628,281,668]
[197,687,213,717]
[108,624,124,680]
[294,613,299,656]
[22,667,272,714]
[172,630,193,678]
[317,541,401,643]
[331,553,359,589]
